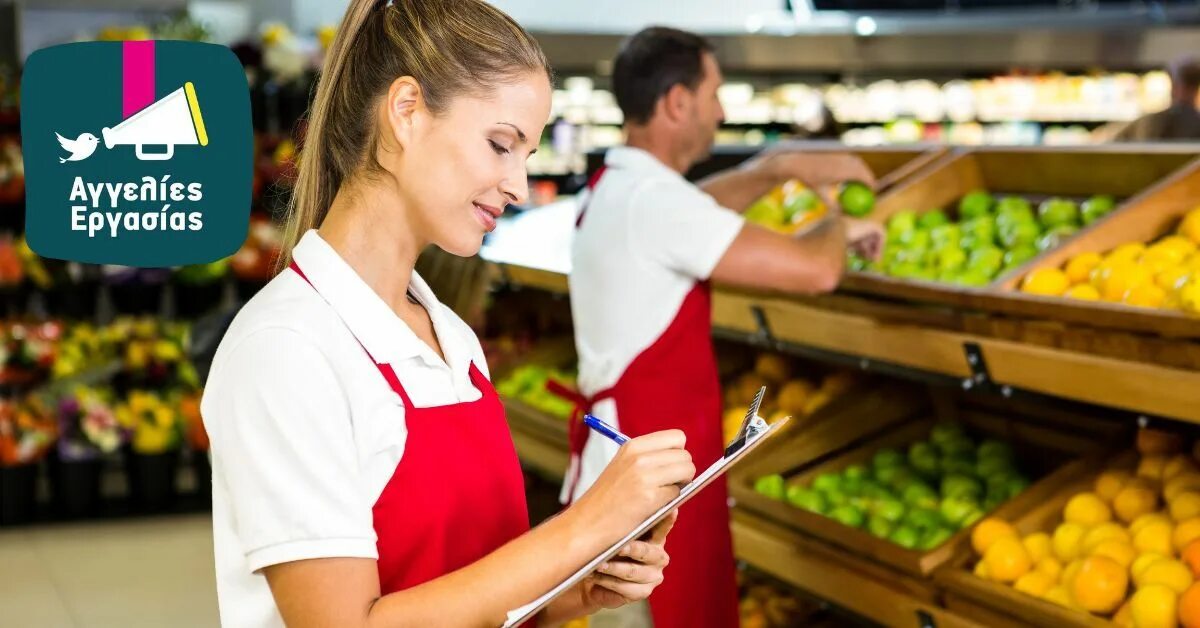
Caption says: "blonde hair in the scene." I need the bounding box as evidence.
[279,0,550,268]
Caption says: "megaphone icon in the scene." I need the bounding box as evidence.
[102,82,208,161]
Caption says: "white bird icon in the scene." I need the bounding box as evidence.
[56,132,100,163]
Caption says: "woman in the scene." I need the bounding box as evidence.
[201,1,694,626]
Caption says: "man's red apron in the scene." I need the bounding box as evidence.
[559,169,740,628]
[290,262,530,594]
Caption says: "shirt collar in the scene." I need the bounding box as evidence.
[605,145,683,180]
[290,230,460,370]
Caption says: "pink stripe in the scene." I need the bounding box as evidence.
[122,40,155,118]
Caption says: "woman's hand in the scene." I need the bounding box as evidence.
[569,430,695,543]
[580,510,678,612]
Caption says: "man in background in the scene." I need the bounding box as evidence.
[1114,56,1200,142]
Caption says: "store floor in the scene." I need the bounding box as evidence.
[0,514,218,628]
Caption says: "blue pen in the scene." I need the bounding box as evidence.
[583,414,629,445]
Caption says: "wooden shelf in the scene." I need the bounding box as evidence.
[731,509,987,628]
[502,397,570,482]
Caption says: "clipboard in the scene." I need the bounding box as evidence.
[502,391,787,627]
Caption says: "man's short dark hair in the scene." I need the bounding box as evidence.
[612,27,715,125]
[1170,56,1200,93]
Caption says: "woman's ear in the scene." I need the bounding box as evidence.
[384,76,424,151]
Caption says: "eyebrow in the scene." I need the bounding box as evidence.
[496,122,537,155]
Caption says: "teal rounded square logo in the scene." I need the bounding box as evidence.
[21,41,251,266]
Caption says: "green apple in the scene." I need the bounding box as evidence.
[887,210,919,242]
[941,474,984,501]
[873,448,904,470]
[903,483,940,510]
[745,198,786,226]
[977,440,1013,461]
[1038,198,1081,229]
[873,498,907,523]
[959,190,995,219]
[918,209,950,230]
[885,467,918,491]
[960,217,998,250]
[867,515,895,539]
[962,508,986,527]
[1003,245,1039,270]
[936,246,968,273]
[830,504,866,528]
[824,489,848,507]
[967,246,1005,277]
[754,474,786,500]
[930,224,962,249]
[847,253,868,272]
[977,456,1016,479]
[842,476,865,497]
[812,472,842,494]
[904,506,944,531]
[939,435,976,458]
[898,228,932,251]
[1082,194,1116,225]
[844,464,869,482]
[889,525,921,549]
[941,457,976,477]
[783,189,821,224]
[956,268,993,287]
[839,181,875,217]
[787,486,828,514]
[930,423,965,445]
[920,526,957,550]
[940,497,979,526]
[1037,225,1078,252]
[999,220,1042,249]
[996,196,1033,219]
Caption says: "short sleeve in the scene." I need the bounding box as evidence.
[202,327,378,573]
[627,178,745,279]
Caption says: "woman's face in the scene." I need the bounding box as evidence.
[390,71,552,257]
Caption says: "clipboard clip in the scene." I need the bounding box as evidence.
[723,386,771,457]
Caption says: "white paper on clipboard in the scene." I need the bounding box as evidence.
[501,416,789,627]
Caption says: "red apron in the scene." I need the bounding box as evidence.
[290,262,530,594]
[562,170,740,628]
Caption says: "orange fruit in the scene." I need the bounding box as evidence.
[1013,570,1056,598]
[1179,582,1200,628]
[1159,267,1193,294]
[754,354,792,384]
[1114,600,1135,627]
[1065,252,1104,284]
[1090,539,1137,569]
[1054,522,1089,562]
[1109,242,1149,264]
[1064,283,1101,301]
[1137,520,1178,557]
[1022,532,1052,563]
[1136,553,1172,586]
[1126,282,1168,308]
[1142,430,1186,456]
[1064,492,1113,526]
[1105,264,1155,302]
[1070,555,1129,614]
[1036,556,1063,581]
[1116,484,1161,523]
[774,379,814,414]
[1136,514,1177,537]
[1022,268,1071,296]
[1132,584,1180,628]
[1063,559,1085,590]
[1183,540,1200,578]
[1143,455,1172,481]
[1082,522,1133,554]
[1167,475,1200,502]
[1174,493,1200,522]
[973,559,991,580]
[972,517,1018,556]
[1168,456,1200,482]
[1177,519,1200,554]
[1042,586,1076,609]
[1142,559,1195,594]
[1097,469,1134,502]
[1159,235,1199,257]
[983,536,1032,583]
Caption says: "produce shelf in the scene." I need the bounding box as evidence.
[502,397,569,483]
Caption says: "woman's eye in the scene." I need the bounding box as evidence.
[488,139,510,155]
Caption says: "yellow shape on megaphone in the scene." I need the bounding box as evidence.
[184,82,208,147]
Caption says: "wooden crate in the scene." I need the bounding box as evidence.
[839,147,1199,309]
[765,142,948,193]
[731,399,1118,580]
[935,452,1138,628]
[492,337,577,481]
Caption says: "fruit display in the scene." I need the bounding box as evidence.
[754,422,1032,551]
[495,364,577,420]
[738,570,812,628]
[231,216,284,281]
[1020,206,1200,313]
[855,190,1117,285]
[744,180,831,234]
[721,352,858,443]
[965,426,1200,627]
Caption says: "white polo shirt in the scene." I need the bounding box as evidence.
[567,146,744,502]
[201,230,490,628]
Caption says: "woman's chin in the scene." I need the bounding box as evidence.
[436,234,485,258]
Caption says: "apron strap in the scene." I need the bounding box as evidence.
[545,378,616,503]
[574,165,608,229]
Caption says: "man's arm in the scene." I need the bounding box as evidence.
[698,151,876,213]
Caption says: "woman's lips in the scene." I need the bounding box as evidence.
[473,202,502,232]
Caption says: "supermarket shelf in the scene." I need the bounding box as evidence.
[731,509,986,628]
[502,397,569,483]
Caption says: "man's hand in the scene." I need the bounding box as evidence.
[763,151,876,190]
[844,218,884,261]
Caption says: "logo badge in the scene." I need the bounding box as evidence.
[22,41,251,266]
